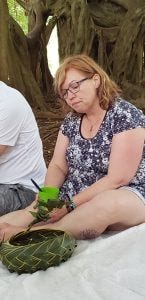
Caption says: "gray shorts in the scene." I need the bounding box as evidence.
[120,186,145,204]
[0,184,36,216]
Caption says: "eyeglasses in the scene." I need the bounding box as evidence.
[60,76,93,100]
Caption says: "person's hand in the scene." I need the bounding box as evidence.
[32,205,68,227]
[49,205,68,223]
[0,222,25,242]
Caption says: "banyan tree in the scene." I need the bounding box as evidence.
[0,0,145,110]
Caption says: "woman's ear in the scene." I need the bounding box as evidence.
[93,74,100,88]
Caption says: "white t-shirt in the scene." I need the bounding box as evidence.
[0,81,46,191]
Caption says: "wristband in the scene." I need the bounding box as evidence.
[65,197,76,213]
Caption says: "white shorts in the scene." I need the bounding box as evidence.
[120,186,145,204]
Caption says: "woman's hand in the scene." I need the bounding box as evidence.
[49,205,68,223]
[32,206,68,227]
[0,223,25,242]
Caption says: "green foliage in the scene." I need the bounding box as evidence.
[29,198,65,227]
[8,0,28,33]
[0,229,76,274]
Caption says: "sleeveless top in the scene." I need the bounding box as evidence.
[59,98,145,199]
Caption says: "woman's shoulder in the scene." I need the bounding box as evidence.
[60,113,81,137]
[109,97,145,134]
[110,97,144,116]
[62,112,81,127]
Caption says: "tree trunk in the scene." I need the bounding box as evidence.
[1,0,145,111]
[55,0,145,109]
[0,0,52,110]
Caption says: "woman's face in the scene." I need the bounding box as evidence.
[60,68,100,114]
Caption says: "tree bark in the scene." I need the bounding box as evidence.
[0,0,46,109]
[1,0,144,111]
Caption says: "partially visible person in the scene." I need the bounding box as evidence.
[0,81,46,216]
[0,54,145,241]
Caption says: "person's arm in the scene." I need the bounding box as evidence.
[44,131,69,187]
[0,202,38,241]
[72,127,145,206]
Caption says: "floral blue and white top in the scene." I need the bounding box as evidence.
[59,98,145,199]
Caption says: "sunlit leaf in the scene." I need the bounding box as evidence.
[7,0,28,33]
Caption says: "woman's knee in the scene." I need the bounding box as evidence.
[91,190,121,214]
[89,189,134,224]
[93,189,145,225]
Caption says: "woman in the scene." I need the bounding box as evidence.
[0,54,145,240]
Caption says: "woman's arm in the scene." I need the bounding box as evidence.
[72,127,145,206]
[0,199,37,241]
[44,131,69,186]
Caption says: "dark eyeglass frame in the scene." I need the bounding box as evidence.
[59,76,93,100]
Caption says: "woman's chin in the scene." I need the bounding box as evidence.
[72,105,86,114]
[74,109,85,114]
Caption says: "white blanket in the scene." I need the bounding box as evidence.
[0,223,145,300]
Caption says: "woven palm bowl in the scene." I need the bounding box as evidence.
[0,229,76,274]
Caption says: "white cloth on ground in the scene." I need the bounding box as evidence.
[0,223,145,300]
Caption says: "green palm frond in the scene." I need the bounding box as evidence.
[0,229,77,274]
[29,199,65,226]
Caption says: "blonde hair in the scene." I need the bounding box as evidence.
[54,54,121,112]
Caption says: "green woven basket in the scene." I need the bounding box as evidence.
[0,229,76,274]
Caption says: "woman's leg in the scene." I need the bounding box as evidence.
[41,189,145,239]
